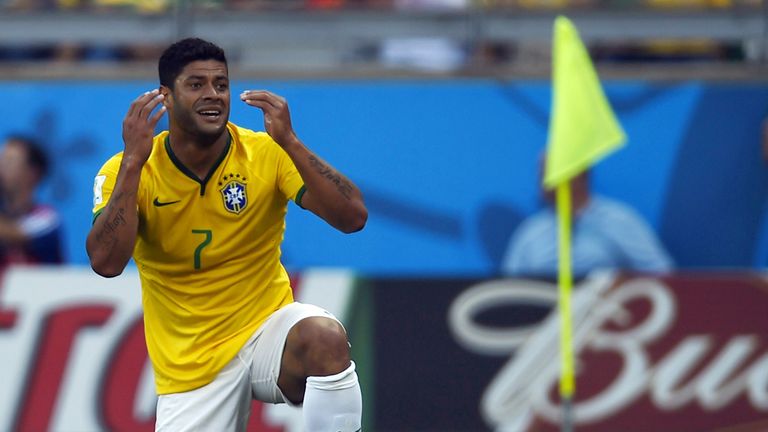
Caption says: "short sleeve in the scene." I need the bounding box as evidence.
[19,206,63,264]
[597,199,674,272]
[92,153,124,218]
[274,145,305,203]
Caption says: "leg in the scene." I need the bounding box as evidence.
[247,303,363,431]
[279,317,362,432]
[155,353,251,432]
[277,316,351,403]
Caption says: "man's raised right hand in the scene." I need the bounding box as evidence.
[122,89,166,166]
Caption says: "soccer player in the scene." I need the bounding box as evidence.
[86,38,367,431]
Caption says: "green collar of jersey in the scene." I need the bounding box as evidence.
[164,131,232,196]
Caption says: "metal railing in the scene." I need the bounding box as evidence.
[0,1,766,79]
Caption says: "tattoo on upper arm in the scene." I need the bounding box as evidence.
[308,156,353,200]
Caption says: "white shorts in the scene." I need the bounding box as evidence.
[155,302,340,432]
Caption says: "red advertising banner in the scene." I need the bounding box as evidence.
[0,266,358,432]
[448,273,768,431]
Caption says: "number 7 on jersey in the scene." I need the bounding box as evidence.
[192,229,212,270]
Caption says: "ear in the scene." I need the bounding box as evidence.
[159,85,172,108]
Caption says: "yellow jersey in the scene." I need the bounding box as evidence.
[92,122,305,394]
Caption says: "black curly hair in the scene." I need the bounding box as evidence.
[158,38,227,89]
[5,135,48,179]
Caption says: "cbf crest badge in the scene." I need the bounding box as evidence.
[219,173,248,214]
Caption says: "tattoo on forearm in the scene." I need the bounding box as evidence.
[309,155,353,200]
[94,200,127,247]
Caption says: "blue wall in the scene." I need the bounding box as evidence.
[1,80,766,275]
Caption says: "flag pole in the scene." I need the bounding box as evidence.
[546,15,628,431]
[556,180,575,432]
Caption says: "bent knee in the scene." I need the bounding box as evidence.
[287,316,350,376]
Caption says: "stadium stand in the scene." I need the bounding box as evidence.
[0,0,764,78]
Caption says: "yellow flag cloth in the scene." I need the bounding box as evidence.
[544,16,626,189]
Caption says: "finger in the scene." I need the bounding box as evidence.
[241,97,269,109]
[240,89,272,99]
[128,89,160,117]
[139,94,165,120]
[241,98,278,116]
[127,90,159,119]
[242,96,288,121]
[240,90,283,109]
[239,90,270,104]
[148,104,167,128]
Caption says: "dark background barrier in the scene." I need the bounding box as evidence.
[368,273,768,431]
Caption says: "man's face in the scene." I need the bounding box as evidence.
[0,141,33,193]
[163,59,230,142]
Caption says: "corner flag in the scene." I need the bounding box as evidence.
[544,16,626,429]
[544,16,626,189]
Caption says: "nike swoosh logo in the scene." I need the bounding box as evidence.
[153,197,181,207]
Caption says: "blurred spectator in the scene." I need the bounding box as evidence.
[57,0,170,13]
[755,118,768,268]
[0,0,169,65]
[761,115,768,162]
[592,39,744,64]
[380,38,469,71]
[3,0,167,10]
[645,0,731,8]
[0,0,761,71]
[0,135,64,271]
[501,165,673,279]
[379,0,470,72]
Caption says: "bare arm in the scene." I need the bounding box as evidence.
[240,90,367,233]
[86,162,141,277]
[0,216,26,245]
[86,89,165,277]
